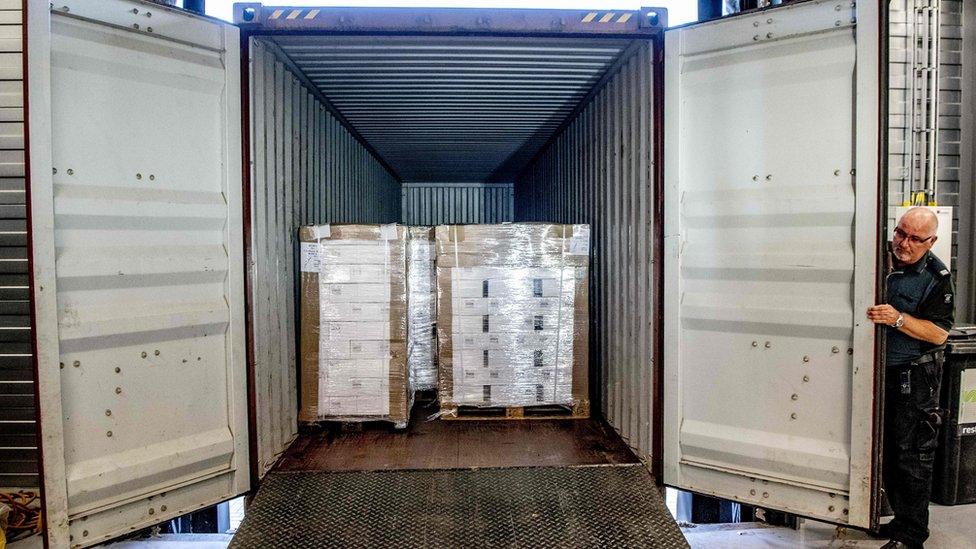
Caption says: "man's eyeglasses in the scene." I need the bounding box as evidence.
[893,227,935,245]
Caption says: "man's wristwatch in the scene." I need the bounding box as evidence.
[892,313,905,328]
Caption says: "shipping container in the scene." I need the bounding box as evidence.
[21,0,887,546]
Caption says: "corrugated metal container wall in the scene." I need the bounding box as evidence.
[888,0,963,264]
[248,39,400,476]
[0,1,34,489]
[401,183,514,225]
[515,42,656,463]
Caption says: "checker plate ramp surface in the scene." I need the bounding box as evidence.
[229,464,688,548]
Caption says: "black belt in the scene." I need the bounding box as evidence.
[910,351,943,366]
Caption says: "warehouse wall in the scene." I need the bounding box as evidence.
[248,39,400,476]
[515,41,657,464]
[401,182,513,226]
[0,1,33,489]
[888,0,969,319]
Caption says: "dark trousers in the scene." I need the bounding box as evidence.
[883,354,944,547]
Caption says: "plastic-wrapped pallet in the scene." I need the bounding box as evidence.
[435,223,590,416]
[298,224,410,428]
[407,226,437,391]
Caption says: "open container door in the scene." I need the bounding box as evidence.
[663,0,883,528]
[26,1,248,546]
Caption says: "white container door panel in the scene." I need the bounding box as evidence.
[664,0,882,528]
[27,1,248,546]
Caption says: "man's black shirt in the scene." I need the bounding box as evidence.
[885,249,955,366]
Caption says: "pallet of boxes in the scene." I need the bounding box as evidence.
[435,223,590,420]
[298,224,411,429]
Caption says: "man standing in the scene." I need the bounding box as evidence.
[866,207,955,549]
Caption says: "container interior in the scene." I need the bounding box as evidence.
[246,32,658,476]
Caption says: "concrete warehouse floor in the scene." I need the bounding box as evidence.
[8,501,974,548]
[682,503,976,548]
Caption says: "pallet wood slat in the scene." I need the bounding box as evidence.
[440,399,590,421]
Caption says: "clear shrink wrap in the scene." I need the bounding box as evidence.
[406,226,438,392]
[435,223,590,415]
[298,224,410,428]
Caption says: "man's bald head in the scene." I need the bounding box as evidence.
[893,207,938,265]
[900,207,939,235]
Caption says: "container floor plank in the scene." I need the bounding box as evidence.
[278,399,637,472]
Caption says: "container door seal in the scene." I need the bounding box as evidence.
[663,0,882,528]
[27,1,248,546]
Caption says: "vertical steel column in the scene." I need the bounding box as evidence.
[958,1,976,321]
[906,0,942,204]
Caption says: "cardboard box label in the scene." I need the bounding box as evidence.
[452,379,573,407]
[569,225,590,256]
[324,321,392,340]
[321,395,390,417]
[321,264,390,284]
[312,224,331,240]
[454,311,568,334]
[323,339,391,360]
[320,242,394,265]
[300,242,321,272]
[452,275,568,299]
[321,283,392,302]
[452,266,563,280]
[321,301,391,322]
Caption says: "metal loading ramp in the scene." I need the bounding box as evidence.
[229,464,688,548]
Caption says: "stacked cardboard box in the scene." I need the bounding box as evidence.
[435,223,589,412]
[298,224,410,428]
[406,226,438,391]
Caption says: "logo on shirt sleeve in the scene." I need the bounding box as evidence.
[945,294,953,304]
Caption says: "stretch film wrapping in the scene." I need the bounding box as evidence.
[299,224,410,428]
[435,223,590,412]
[407,226,438,391]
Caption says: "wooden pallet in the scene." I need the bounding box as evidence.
[299,418,407,434]
[440,400,590,421]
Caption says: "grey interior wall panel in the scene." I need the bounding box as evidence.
[401,183,513,226]
[0,3,33,490]
[888,0,964,273]
[515,42,656,463]
[249,40,399,477]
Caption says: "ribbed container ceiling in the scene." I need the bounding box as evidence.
[271,36,632,182]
